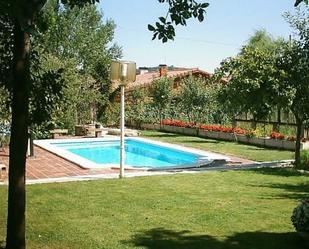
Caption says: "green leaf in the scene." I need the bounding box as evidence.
[159,17,166,24]
[148,24,156,31]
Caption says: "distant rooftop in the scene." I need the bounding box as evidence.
[128,67,213,90]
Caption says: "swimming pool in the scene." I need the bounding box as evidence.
[34,137,229,169]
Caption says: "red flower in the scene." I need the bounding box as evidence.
[270,132,285,140]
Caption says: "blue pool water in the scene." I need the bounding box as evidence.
[52,139,206,168]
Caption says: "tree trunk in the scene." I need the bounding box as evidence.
[6,21,31,249]
[295,119,303,168]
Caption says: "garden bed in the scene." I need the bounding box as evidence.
[140,123,309,151]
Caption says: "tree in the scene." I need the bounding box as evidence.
[245,29,285,130]
[276,41,309,167]
[216,47,279,128]
[177,76,217,123]
[215,29,285,129]
[151,77,174,123]
[126,88,148,128]
[276,8,309,167]
[244,29,285,54]
[0,1,209,248]
[36,2,121,130]
[295,0,308,6]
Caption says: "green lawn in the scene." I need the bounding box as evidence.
[0,169,308,249]
[141,130,294,162]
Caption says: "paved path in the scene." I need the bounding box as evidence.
[0,146,138,181]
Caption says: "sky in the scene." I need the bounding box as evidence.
[98,0,298,73]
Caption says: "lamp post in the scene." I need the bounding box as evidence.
[110,60,136,178]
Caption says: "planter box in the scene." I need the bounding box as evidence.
[282,140,296,150]
[140,123,309,151]
[219,132,236,141]
[236,134,248,143]
[265,139,284,149]
[247,137,266,147]
[160,125,176,133]
[183,127,198,136]
[198,129,209,139]
[175,126,185,134]
[198,130,230,140]
[201,130,219,139]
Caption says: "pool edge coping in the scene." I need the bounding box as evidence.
[34,136,231,170]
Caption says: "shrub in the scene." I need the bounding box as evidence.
[299,150,309,170]
[246,129,262,138]
[291,200,309,232]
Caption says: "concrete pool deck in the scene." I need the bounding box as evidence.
[0,142,290,185]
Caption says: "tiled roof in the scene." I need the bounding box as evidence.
[127,68,213,90]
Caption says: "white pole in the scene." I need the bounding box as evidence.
[120,84,125,178]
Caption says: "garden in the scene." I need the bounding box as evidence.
[1,1,309,249]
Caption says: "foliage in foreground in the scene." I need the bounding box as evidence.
[291,200,309,232]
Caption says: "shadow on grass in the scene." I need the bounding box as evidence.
[248,167,307,177]
[255,182,309,200]
[0,240,5,249]
[123,228,307,249]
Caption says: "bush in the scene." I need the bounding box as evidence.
[299,150,309,170]
[291,200,309,232]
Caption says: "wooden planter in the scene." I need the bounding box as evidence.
[183,127,198,136]
[219,132,236,141]
[198,130,236,141]
[265,139,284,149]
[160,124,177,133]
[248,137,266,147]
[236,134,248,143]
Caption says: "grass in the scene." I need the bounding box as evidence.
[141,130,294,162]
[0,168,308,249]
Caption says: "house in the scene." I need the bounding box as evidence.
[126,64,221,92]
